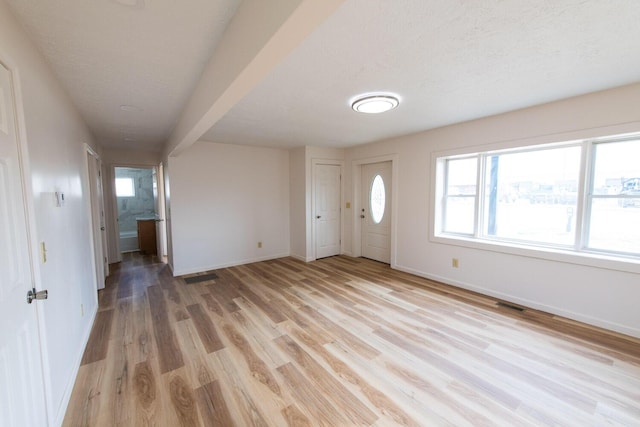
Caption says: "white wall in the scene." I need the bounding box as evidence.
[0,2,101,424]
[289,146,307,259]
[169,142,290,275]
[343,83,640,338]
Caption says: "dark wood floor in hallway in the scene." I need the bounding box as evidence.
[63,253,640,426]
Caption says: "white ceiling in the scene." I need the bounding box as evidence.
[6,0,640,153]
[202,0,640,148]
[6,0,242,151]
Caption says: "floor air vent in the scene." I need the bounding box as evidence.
[183,273,218,284]
[497,301,525,312]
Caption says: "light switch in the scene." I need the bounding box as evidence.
[40,242,47,263]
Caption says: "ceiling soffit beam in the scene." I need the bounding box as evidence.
[164,0,345,157]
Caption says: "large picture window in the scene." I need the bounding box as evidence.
[435,133,640,259]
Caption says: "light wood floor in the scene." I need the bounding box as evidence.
[63,253,640,426]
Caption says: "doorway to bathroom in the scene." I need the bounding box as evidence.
[114,166,159,255]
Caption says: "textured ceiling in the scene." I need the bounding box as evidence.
[6,0,640,153]
[201,0,640,148]
[6,0,242,151]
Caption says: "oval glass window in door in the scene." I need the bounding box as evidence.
[370,174,386,224]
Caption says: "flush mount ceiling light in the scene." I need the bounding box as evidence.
[112,0,145,8]
[119,104,143,112]
[351,94,399,114]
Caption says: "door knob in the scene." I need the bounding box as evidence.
[27,288,48,304]
[316,215,321,219]
[360,215,365,218]
[100,226,105,230]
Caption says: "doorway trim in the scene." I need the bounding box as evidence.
[311,158,344,261]
[351,154,399,268]
[84,144,108,290]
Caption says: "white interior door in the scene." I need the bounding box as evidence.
[314,163,341,259]
[361,161,392,263]
[0,62,48,426]
[97,162,109,278]
[87,151,107,289]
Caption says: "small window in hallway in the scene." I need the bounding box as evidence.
[115,177,135,197]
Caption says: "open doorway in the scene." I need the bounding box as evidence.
[114,166,158,255]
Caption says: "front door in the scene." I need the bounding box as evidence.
[361,161,392,263]
[314,163,341,259]
[0,62,48,426]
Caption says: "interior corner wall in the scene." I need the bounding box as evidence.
[343,83,640,338]
[289,146,307,260]
[0,2,101,424]
[163,158,174,272]
[168,141,290,275]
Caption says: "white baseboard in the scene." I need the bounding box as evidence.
[52,304,98,427]
[290,253,314,262]
[172,252,291,276]
[394,264,640,340]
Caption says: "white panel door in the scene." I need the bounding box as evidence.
[361,161,392,263]
[0,63,48,426]
[87,152,107,289]
[314,164,341,259]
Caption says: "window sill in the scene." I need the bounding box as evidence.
[431,233,640,275]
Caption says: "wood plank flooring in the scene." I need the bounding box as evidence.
[63,253,640,426]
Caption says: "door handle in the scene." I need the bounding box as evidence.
[100,226,105,230]
[360,215,365,218]
[316,215,321,219]
[27,288,48,304]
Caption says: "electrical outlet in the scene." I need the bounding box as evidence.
[257,241,262,249]
[452,258,459,268]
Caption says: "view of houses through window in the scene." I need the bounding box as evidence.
[437,134,640,257]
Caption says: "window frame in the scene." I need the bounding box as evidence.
[430,132,640,274]
[442,155,480,235]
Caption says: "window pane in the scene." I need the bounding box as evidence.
[443,158,477,234]
[482,146,581,245]
[446,158,477,195]
[591,139,640,194]
[588,198,640,254]
[370,174,385,224]
[115,177,135,197]
[444,197,475,234]
[588,139,640,254]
